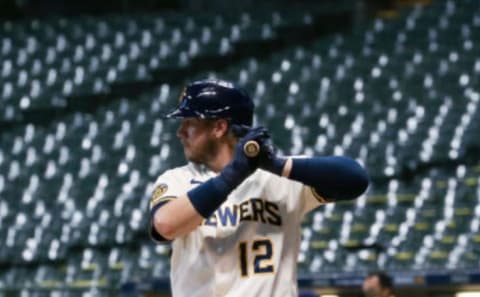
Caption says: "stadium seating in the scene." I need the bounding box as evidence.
[1,0,480,294]
[0,10,318,127]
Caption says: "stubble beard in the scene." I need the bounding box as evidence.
[184,137,220,166]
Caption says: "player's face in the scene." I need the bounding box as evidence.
[176,118,221,164]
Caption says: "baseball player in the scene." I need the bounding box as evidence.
[148,79,369,297]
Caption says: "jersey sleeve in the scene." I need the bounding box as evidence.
[149,169,183,243]
[281,155,329,217]
[299,185,329,217]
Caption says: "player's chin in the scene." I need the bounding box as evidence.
[183,148,198,162]
[181,142,191,154]
[186,148,208,164]
[183,148,192,159]
[185,154,202,164]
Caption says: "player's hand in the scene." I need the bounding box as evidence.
[232,126,269,172]
[230,125,286,176]
[219,126,269,188]
[256,133,286,176]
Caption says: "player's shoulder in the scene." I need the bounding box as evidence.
[155,164,189,182]
[155,162,209,182]
[159,164,190,176]
[253,168,303,190]
[253,168,287,184]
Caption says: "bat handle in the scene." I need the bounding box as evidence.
[243,140,260,157]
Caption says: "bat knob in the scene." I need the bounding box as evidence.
[243,140,260,157]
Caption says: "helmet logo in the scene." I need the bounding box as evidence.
[178,88,187,103]
[178,88,189,110]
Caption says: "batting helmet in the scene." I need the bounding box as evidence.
[164,79,254,126]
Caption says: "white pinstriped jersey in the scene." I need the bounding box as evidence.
[149,162,325,297]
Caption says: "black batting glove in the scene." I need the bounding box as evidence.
[221,126,269,188]
[231,125,286,176]
[257,136,287,176]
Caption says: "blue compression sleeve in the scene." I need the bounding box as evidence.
[187,176,233,218]
[289,156,369,201]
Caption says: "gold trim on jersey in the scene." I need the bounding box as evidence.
[238,238,275,277]
[310,187,328,204]
[252,238,275,275]
[150,195,176,210]
[150,183,170,210]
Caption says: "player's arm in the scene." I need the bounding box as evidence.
[150,194,204,241]
[280,156,368,202]
[151,127,269,240]
[259,139,369,202]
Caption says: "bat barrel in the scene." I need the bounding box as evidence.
[243,140,260,157]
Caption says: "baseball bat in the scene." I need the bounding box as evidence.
[243,140,260,157]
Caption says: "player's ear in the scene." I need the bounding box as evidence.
[211,118,230,138]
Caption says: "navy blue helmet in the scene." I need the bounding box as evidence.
[164,79,254,126]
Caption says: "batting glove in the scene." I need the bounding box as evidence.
[230,125,286,176]
[221,126,269,188]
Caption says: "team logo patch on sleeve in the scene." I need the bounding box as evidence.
[150,183,169,209]
[153,183,168,198]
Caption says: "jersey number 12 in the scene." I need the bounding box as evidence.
[238,238,274,277]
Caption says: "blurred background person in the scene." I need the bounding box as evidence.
[362,271,395,297]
